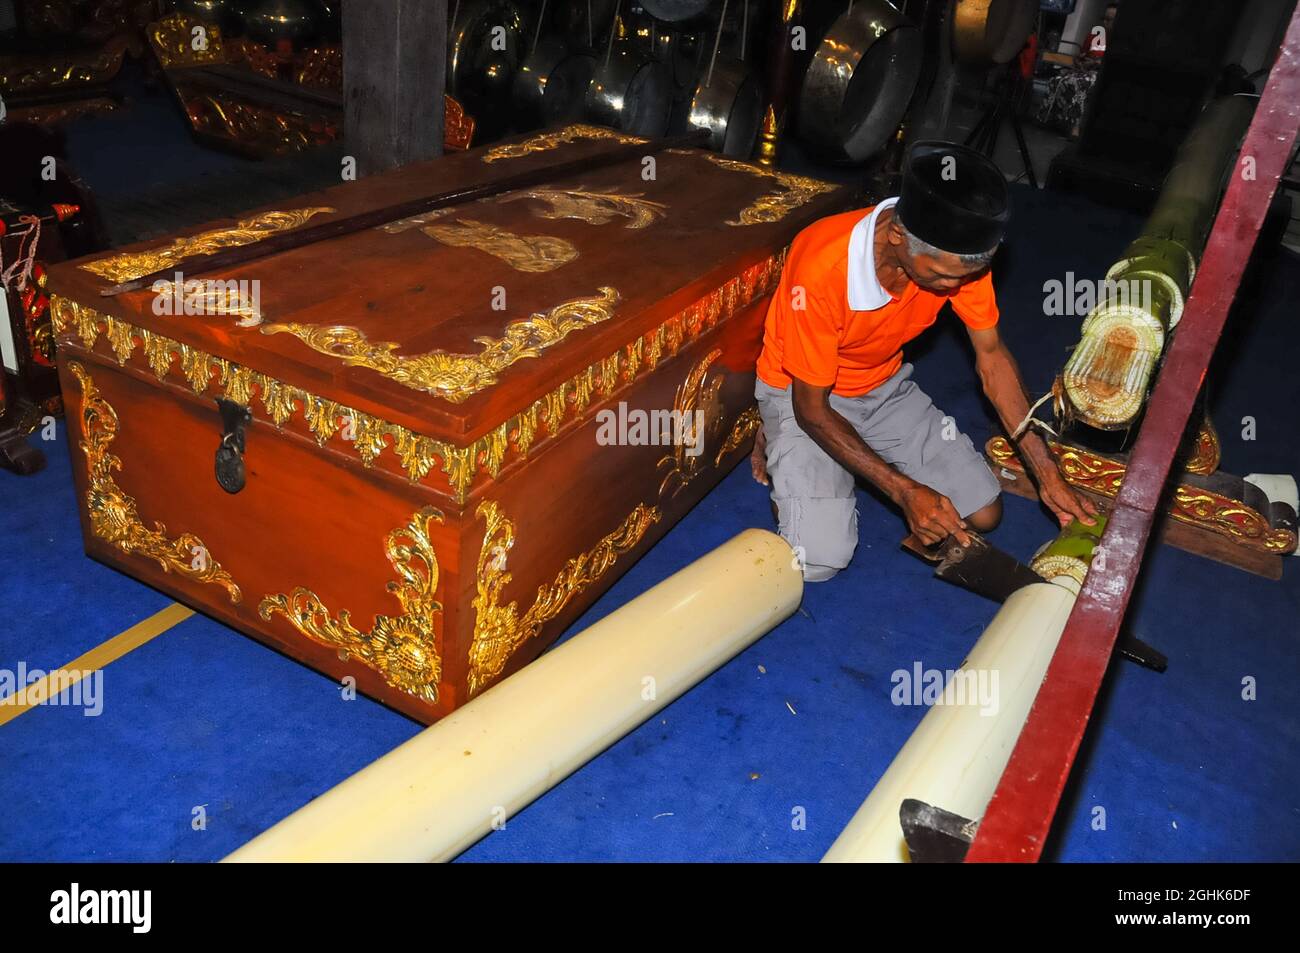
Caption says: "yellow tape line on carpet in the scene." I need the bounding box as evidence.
[0,603,194,726]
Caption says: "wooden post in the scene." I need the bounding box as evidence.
[342,0,446,177]
[755,0,801,167]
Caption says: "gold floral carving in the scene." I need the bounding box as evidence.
[697,154,838,226]
[658,349,725,498]
[986,436,1297,554]
[443,95,476,151]
[67,361,241,603]
[293,44,342,88]
[51,252,781,502]
[1184,418,1221,475]
[259,507,445,703]
[179,88,340,156]
[228,35,283,79]
[0,45,128,94]
[79,207,335,284]
[147,12,228,69]
[496,187,668,229]
[714,406,762,466]
[261,287,621,402]
[467,500,662,696]
[419,219,579,272]
[482,123,646,163]
[150,278,263,325]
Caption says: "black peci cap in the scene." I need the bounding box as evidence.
[895,140,1009,256]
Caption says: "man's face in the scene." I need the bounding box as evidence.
[890,226,990,293]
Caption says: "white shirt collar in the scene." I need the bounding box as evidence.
[846,196,899,311]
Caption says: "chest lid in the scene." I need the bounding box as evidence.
[49,126,847,451]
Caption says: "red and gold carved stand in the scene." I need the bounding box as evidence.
[986,434,1297,580]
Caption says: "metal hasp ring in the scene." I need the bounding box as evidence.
[214,398,252,495]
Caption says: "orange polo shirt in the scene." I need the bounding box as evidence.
[756,206,999,397]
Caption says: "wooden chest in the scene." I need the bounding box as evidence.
[47,125,847,722]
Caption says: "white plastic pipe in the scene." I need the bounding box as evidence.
[1244,473,1300,555]
[822,580,1078,863]
[225,528,803,863]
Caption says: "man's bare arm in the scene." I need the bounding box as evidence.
[790,376,971,545]
[966,325,1097,526]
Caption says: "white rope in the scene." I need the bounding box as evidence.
[605,0,619,67]
[1011,390,1059,440]
[741,0,748,61]
[706,0,729,88]
[532,0,547,55]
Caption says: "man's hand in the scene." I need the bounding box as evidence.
[1036,465,1099,527]
[897,482,971,547]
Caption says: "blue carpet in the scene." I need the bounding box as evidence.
[1,87,1297,861]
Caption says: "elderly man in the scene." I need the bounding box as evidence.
[752,140,1095,582]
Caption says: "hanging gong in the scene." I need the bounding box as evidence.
[638,0,714,23]
[449,0,526,123]
[514,34,598,126]
[585,41,673,137]
[797,0,923,164]
[952,0,1038,66]
[687,55,762,156]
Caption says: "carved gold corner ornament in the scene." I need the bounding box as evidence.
[261,287,620,402]
[67,361,242,604]
[496,187,668,229]
[658,349,725,498]
[419,219,579,273]
[1184,418,1221,476]
[709,156,839,226]
[986,436,1298,555]
[692,153,838,225]
[443,95,476,151]
[259,507,445,704]
[482,124,647,163]
[80,207,335,285]
[714,405,762,466]
[468,500,662,697]
[51,251,783,502]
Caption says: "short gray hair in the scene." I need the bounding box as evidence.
[903,226,997,268]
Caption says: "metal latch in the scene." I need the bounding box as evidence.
[214,398,252,494]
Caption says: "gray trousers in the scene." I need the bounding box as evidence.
[756,364,1000,582]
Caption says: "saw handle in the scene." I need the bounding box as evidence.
[900,531,987,564]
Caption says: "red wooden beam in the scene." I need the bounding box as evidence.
[966,7,1300,863]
